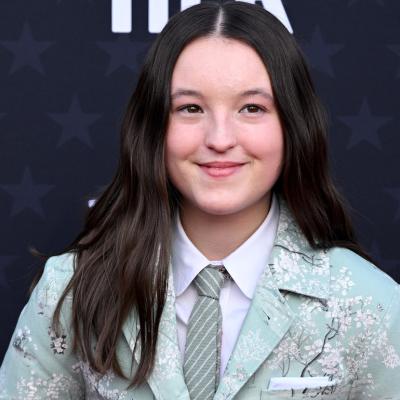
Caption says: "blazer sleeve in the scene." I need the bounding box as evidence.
[350,282,400,400]
[0,253,85,399]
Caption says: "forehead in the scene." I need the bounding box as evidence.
[170,36,272,94]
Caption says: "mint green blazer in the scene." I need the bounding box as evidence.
[1,199,400,400]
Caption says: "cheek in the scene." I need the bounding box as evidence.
[245,124,284,162]
[165,123,201,163]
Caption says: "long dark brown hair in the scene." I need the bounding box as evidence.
[31,0,373,388]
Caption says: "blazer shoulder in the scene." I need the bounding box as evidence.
[327,246,399,304]
[42,251,76,277]
[34,252,77,316]
[0,251,84,398]
[45,251,76,273]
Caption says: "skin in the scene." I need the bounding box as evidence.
[165,36,284,260]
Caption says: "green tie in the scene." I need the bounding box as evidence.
[183,265,226,400]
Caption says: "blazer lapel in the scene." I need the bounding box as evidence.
[215,196,331,400]
[214,254,296,400]
[122,267,190,400]
[267,197,331,302]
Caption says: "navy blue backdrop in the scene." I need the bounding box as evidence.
[1,0,399,362]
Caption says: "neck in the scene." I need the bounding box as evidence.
[179,193,272,260]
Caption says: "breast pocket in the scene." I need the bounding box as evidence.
[258,375,352,399]
[234,387,304,399]
[259,387,350,399]
[235,382,351,399]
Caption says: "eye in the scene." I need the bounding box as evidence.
[175,103,266,115]
[177,104,203,114]
[240,104,266,114]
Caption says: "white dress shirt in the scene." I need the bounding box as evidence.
[171,193,280,378]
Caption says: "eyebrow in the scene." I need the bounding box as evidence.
[170,88,274,102]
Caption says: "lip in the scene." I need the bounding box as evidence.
[198,161,246,178]
[200,161,245,168]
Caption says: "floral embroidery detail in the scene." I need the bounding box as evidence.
[15,373,83,400]
[48,328,68,355]
[331,266,355,296]
[72,361,127,400]
[12,326,34,360]
[36,262,72,318]
[152,335,181,381]
[233,330,270,364]
[370,328,400,369]
[216,365,247,399]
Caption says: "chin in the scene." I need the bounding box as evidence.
[197,202,243,216]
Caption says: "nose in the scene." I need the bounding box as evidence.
[204,114,237,152]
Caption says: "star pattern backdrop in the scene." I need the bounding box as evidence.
[0,0,399,362]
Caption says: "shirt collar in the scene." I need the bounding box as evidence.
[171,193,280,299]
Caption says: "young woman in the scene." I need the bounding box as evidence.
[1,2,399,399]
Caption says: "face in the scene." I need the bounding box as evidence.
[165,36,284,218]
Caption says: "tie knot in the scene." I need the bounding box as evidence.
[194,265,226,300]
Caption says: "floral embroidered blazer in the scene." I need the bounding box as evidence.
[1,199,400,400]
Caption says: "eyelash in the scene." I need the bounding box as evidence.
[176,104,267,114]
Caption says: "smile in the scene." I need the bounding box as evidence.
[199,164,244,178]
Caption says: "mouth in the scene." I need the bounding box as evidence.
[198,162,245,178]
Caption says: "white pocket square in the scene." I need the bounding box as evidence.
[268,376,336,391]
